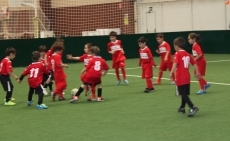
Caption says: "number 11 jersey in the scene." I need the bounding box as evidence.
[22,62,50,88]
[174,50,195,86]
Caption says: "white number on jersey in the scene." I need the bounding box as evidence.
[51,59,55,71]
[182,56,190,68]
[94,61,101,71]
[0,63,2,72]
[30,68,39,78]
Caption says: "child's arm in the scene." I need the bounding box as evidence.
[66,54,80,60]
[80,68,86,75]
[194,54,202,61]
[9,72,19,80]
[155,49,160,54]
[169,63,177,79]
[57,63,68,68]
[164,51,170,61]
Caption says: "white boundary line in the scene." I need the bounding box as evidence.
[107,73,230,86]
[108,59,230,71]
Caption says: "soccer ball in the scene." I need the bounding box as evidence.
[71,88,78,96]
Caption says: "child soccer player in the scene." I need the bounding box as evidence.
[188,33,210,94]
[138,37,156,93]
[18,51,49,109]
[170,37,200,117]
[39,45,53,95]
[50,42,68,101]
[108,31,128,85]
[70,46,109,103]
[66,43,93,96]
[0,47,18,106]
[154,33,175,85]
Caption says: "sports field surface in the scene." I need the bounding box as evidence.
[0,54,229,141]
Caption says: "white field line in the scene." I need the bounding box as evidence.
[108,59,230,71]
[107,73,230,86]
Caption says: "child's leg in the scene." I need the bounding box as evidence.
[157,70,163,83]
[91,85,96,98]
[28,87,34,102]
[198,77,207,91]
[183,95,194,108]
[146,78,153,89]
[180,96,186,108]
[48,81,53,91]
[115,68,120,81]
[120,67,126,80]
[74,84,86,97]
[97,84,102,97]
[6,80,14,102]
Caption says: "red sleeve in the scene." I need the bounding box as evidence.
[22,66,30,76]
[165,42,171,51]
[147,48,153,59]
[6,61,12,73]
[102,60,109,70]
[174,52,179,64]
[46,49,52,57]
[79,54,86,62]
[55,55,61,66]
[190,55,196,65]
[194,45,202,55]
[86,59,93,70]
[107,43,111,52]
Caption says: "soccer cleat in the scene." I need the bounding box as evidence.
[124,79,129,85]
[4,101,16,106]
[116,80,121,85]
[43,89,48,96]
[70,96,79,103]
[204,83,211,91]
[97,97,104,102]
[27,100,33,106]
[178,108,185,114]
[170,81,176,85]
[188,107,199,117]
[196,90,206,95]
[4,97,16,102]
[58,97,66,101]
[153,81,161,85]
[144,88,154,93]
[87,96,97,101]
[36,104,48,110]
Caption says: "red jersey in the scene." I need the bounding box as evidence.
[85,56,109,78]
[192,43,205,61]
[107,40,126,63]
[0,58,12,76]
[40,58,45,64]
[22,62,50,88]
[139,46,154,65]
[79,54,92,67]
[50,53,66,79]
[158,41,172,62]
[174,50,195,86]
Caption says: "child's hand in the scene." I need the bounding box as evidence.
[17,80,21,84]
[14,76,19,81]
[110,51,115,54]
[156,49,160,54]
[65,64,68,68]
[46,79,51,84]
[164,57,168,62]
[66,54,73,59]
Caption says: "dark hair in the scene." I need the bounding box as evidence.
[189,33,201,43]
[5,47,16,56]
[89,46,100,56]
[173,37,185,49]
[52,42,64,52]
[109,31,117,37]
[32,51,40,61]
[39,45,47,52]
[56,37,64,42]
[85,43,93,49]
[137,36,147,43]
[156,33,164,38]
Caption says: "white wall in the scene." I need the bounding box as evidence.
[136,0,228,33]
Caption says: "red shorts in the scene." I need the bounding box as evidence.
[142,64,153,79]
[159,62,173,71]
[112,60,125,69]
[54,78,67,91]
[194,60,206,76]
[81,74,101,85]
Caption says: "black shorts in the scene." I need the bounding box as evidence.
[83,81,101,87]
[29,85,43,95]
[176,84,190,96]
[42,73,49,85]
[0,75,13,92]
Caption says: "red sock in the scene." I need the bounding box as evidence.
[115,69,120,80]
[198,77,207,90]
[146,78,153,89]
[121,67,126,80]
[91,86,96,98]
[171,72,175,81]
[157,71,163,82]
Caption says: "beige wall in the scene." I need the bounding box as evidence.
[51,0,122,8]
[0,0,8,7]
